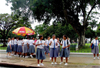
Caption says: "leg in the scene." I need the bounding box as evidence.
[54,57,56,62]
[51,57,53,62]
[61,57,63,62]
[41,60,43,63]
[48,53,50,57]
[97,54,99,57]
[66,57,68,63]
[37,59,39,64]
[94,54,95,57]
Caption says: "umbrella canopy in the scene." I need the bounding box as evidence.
[12,27,35,36]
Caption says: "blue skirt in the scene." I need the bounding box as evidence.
[50,48,58,57]
[17,46,22,52]
[14,44,18,52]
[28,45,35,53]
[60,48,69,57]
[36,48,46,60]
[44,46,50,54]
[6,46,12,53]
[23,44,28,53]
[57,46,60,54]
[11,45,14,51]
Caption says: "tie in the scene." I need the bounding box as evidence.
[48,41,49,46]
[41,41,42,46]
[54,40,55,50]
[64,40,66,47]
[96,40,97,46]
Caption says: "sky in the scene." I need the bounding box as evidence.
[0,0,42,29]
[0,0,100,30]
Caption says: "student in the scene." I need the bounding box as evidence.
[23,37,29,58]
[36,35,46,66]
[28,37,35,58]
[11,37,14,55]
[49,34,58,64]
[17,38,23,57]
[57,38,60,57]
[14,37,18,55]
[91,36,99,60]
[44,36,50,57]
[6,38,12,58]
[59,35,70,65]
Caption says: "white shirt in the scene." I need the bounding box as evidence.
[49,39,58,48]
[91,39,99,46]
[58,42,60,46]
[28,40,34,46]
[17,40,23,46]
[36,40,45,49]
[14,39,18,44]
[61,39,70,48]
[45,40,50,46]
[7,41,11,46]
[23,39,28,45]
[11,40,14,45]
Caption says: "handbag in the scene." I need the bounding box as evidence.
[91,44,94,49]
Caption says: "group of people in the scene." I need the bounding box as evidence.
[6,34,70,66]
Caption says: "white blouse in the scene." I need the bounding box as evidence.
[36,40,45,49]
[61,39,70,48]
[91,39,99,46]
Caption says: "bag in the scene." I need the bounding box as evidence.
[91,44,94,49]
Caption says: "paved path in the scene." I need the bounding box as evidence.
[0,51,100,68]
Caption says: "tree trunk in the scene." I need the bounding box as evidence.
[2,31,7,47]
[78,31,85,48]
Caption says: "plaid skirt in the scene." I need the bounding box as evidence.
[92,46,99,54]
[36,48,46,60]
[17,45,22,52]
[50,48,58,57]
[6,46,12,53]
[44,46,50,54]
[60,48,69,57]
[14,44,18,52]
[28,45,35,53]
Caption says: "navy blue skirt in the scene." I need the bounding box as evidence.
[14,44,18,52]
[50,48,58,57]
[17,45,22,52]
[6,46,12,53]
[60,48,69,57]
[28,45,35,53]
[44,46,50,54]
[11,45,14,51]
[36,48,46,60]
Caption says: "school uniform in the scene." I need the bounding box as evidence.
[11,40,14,51]
[17,40,23,52]
[44,40,50,54]
[91,39,99,54]
[28,40,35,54]
[50,39,58,57]
[60,39,70,57]
[36,40,46,60]
[6,41,12,52]
[23,39,28,53]
[14,39,18,52]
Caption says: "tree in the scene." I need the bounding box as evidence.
[0,13,31,46]
[6,0,100,47]
[96,22,100,36]
[35,23,78,41]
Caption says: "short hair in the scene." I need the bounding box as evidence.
[39,35,43,39]
[47,36,50,39]
[52,34,56,37]
[95,36,98,38]
[63,35,67,38]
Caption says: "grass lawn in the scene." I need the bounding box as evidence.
[0,44,7,50]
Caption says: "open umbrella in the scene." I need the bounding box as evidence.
[12,27,35,36]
